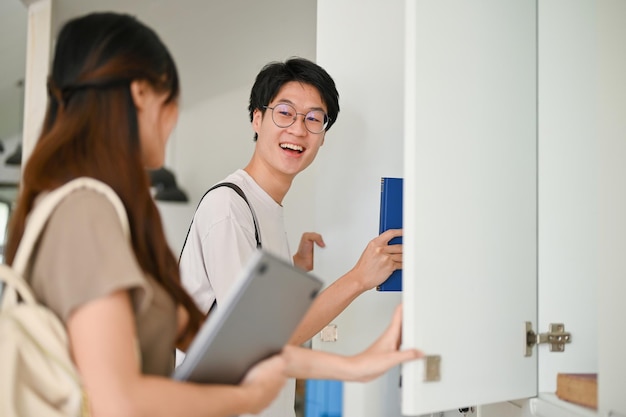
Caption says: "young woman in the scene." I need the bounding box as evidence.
[5,12,420,417]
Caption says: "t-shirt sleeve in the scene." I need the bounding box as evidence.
[30,189,152,322]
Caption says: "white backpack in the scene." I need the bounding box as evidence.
[0,177,129,417]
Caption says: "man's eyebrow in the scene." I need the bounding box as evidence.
[275,98,326,112]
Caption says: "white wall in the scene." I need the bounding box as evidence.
[0,1,27,142]
[315,1,405,416]
[0,133,21,185]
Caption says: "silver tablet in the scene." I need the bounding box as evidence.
[173,250,323,384]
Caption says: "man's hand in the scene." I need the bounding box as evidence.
[351,228,403,291]
[292,232,326,271]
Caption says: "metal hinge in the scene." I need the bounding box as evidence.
[525,322,571,357]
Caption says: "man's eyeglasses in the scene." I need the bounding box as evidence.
[263,103,330,134]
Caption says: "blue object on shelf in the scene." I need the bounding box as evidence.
[304,379,343,417]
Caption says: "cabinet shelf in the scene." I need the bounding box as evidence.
[531,394,596,417]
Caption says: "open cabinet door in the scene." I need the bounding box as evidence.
[597,1,626,414]
[402,1,538,414]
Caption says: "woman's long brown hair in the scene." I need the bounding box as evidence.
[5,12,203,343]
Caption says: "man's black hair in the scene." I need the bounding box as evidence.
[248,57,340,140]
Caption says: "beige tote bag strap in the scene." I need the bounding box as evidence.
[1,177,129,308]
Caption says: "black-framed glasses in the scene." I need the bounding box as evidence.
[263,103,330,134]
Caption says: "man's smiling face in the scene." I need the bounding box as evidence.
[251,81,327,181]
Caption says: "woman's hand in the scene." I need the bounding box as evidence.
[283,304,422,382]
[340,304,421,382]
[239,354,287,414]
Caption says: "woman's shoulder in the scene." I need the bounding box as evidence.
[52,186,119,213]
[45,187,126,236]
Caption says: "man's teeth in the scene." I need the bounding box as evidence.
[280,143,303,152]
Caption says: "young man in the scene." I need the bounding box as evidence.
[179,57,403,417]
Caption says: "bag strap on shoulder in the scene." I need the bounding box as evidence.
[179,182,261,262]
[1,177,129,308]
[13,177,129,275]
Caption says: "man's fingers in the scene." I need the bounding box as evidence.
[378,228,403,242]
[302,232,326,248]
[384,243,403,254]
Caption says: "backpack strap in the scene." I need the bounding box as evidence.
[179,182,261,315]
[1,177,129,308]
[179,182,261,262]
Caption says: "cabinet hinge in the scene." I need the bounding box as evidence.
[524,322,571,357]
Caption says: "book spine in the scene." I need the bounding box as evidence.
[377,177,403,291]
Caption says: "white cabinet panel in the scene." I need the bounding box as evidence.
[402,1,537,414]
[597,1,626,415]
[537,0,598,395]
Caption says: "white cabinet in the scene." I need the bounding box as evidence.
[402,0,537,414]
[315,1,626,416]
[401,1,626,416]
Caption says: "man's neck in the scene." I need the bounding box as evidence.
[243,163,293,205]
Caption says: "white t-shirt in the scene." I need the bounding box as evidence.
[179,169,295,417]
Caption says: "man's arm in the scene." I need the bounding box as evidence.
[288,229,403,345]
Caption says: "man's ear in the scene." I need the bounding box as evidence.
[252,108,262,132]
[130,79,149,110]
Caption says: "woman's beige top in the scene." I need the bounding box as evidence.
[26,188,177,376]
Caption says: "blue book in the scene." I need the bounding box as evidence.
[377,177,403,291]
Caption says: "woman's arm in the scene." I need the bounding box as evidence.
[283,304,422,382]
[289,229,403,345]
[67,290,285,417]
